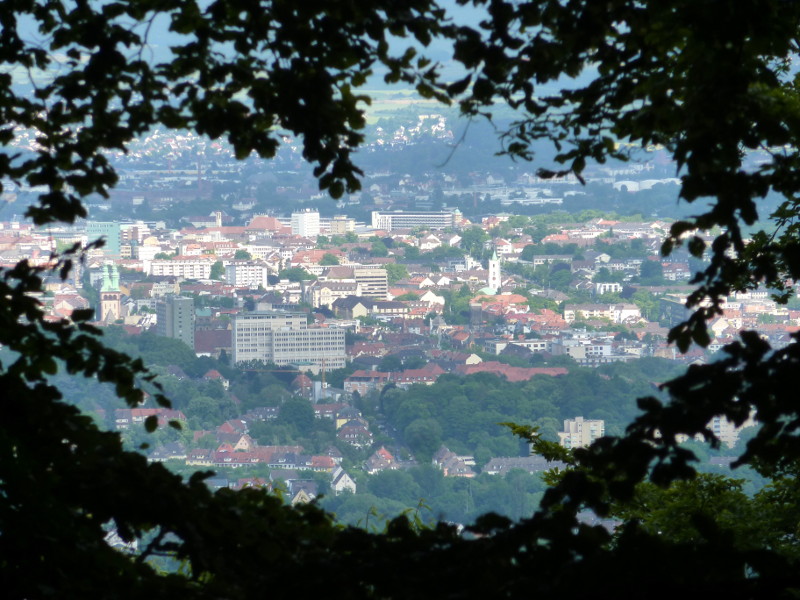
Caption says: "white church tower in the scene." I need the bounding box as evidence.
[488,249,501,293]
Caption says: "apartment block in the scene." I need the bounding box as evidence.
[225,262,269,288]
[148,258,213,279]
[558,416,605,449]
[156,296,195,349]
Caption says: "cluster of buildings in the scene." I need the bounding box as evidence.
[132,407,359,503]
[1,204,796,375]
[0,201,774,481]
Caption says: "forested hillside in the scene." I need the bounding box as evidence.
[382,360,682,461]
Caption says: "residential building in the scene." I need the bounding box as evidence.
[148,258,213,279]
[225,262,269,288]
[369,301,408,317]
[343,370,391,395]
[332,296,371,319]
[304,280,362,309]
[432,446,476,478]
[594,282,623,295]
[156,296,196,349]
[709,412,757,448]
[558,416,605,449]
[563,303,641,324]
[483,456,566,475]
[331,466,357,495]
[336,422,373,447]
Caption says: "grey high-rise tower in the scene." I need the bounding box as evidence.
[156,296,195,350]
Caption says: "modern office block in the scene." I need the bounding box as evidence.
[232,310,345,369]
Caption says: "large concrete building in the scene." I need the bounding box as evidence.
[86,221,121,256]
[232,310,346,371]
[353,267,388,300]
[371,210,456,231]
[156,296,196,350]
[558,417,605,449]
[291,209,321,238]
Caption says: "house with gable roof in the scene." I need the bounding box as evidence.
[203,369,230,390]
[392,363,445,388]
[114,407,187,430]
[331,466,357,495]
[289,481,319,506]
[344,370,391,395]
[335,407,366,430]
[311,455,336,472]
[313,403,347,420]
[217,419,248,436]
[365,446,397,474]
[147,442,187,463]
[431,446,476,478]
[336,422,373,448]
[186,449,213,467]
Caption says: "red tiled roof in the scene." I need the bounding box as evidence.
[456,362,567,382]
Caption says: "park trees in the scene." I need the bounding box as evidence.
[209,261,225,280]
[4,0,800,597]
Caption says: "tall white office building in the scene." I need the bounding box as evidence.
[291,209,321,237]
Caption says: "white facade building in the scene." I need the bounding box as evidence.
[558,417,605,449]
[291,209,321,238]
[594,282,623,296]
[225,262,269,288]
[371,210,456,231]
[147,258,213,279]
